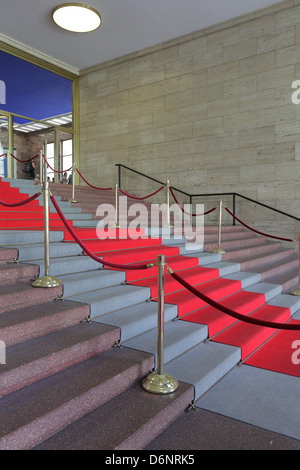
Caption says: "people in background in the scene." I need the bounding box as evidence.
[33,174,39,185]
[61,172,68,184]
[30,161,36,179]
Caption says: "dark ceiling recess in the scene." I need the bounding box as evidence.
[0,50,72,124]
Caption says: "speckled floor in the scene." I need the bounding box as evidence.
[145,407,300,450]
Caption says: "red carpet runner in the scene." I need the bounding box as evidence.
[1,178,300,378]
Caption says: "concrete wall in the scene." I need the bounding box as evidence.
[79,0,300,242]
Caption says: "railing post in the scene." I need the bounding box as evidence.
[118,164,121,189]
[69,163,78,203]
[163,180,173,228]
[212,200,226,254]
[39,150,44,184]
[142,254,179,394]
[292,237,300,296]
[114,183,120,228]
[32,152,61,288]
[233,194,236,226]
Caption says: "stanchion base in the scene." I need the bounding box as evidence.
[69,198,78,203]
[32,275,62,288]
[292,289,300,296]
[142,372,179,394]
[212,248,226,254]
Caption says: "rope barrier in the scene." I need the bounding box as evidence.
[168,268,300,330]
[119,185,165,200]
[50,194,151,271]
[76,168,113,191]
[42,154,72,173]
[0,153,6,158]
[0,191,41,207]
[9,153,39,163]
[170,187,216,217]
[225,207,295,243]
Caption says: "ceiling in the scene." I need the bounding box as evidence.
[0,0,283,73]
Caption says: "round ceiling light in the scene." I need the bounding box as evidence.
[52,3,102,33]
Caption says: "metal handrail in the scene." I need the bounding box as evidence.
[115,163,190,197]
[116,163,300,225]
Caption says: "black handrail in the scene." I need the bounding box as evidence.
[116,163,190,197]
[116,163,300,225]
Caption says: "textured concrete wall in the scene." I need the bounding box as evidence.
[79,0,300,242]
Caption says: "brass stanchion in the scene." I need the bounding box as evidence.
[212,200,226,254]
[163,180,173,229]
[69,164,78,203]
[32,151,61,288]
[39,150,44,184]
[114,183,120,228]
[142,255,179,394]
[292,237,300,296]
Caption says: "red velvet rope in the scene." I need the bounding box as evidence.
[50,194,150,271]
[10,153,39,163]
[170,187,216,217]
[43,154,72,173]
[0,153,6,158]
[119,185,165,200]
[0,191,41,207]
[76,168,112,190]
[170,270,300,330]
[225,207,294,243]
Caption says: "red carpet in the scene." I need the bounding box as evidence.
[212,305,291,360]
[131,265,220,297]
[78,236,162,253]
[163,278,242,317]
[245,320,300,377]
[183,290,266,336]
[125,254,200,283]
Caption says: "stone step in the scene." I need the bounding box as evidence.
[205,236,269,253]
[266,267,299,294]
[35,254,102,277]
[0,229,64,246]
[0,321,120,398]
[0,299,90,346]
[0,281,62,314]
[246,254,298,281]
[165,340,241,401]
[0,262,39,286]
[11,241,83,262]
[221,241,282,261]
[0,246,19,263]
[123,320,208,368]
[94,300,178,342]
[66,283,151,319]
[33,380,193,450]
[59,268,126,297]
[228,247,295,270]
[0,346,155,450]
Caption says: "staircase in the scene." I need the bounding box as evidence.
[0,177,300,449]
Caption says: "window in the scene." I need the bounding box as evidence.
[62,139,72,176]
[46,142,55,181]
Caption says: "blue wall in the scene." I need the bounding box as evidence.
[0,50,72,123]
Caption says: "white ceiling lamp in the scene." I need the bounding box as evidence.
[52,3,102,33]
